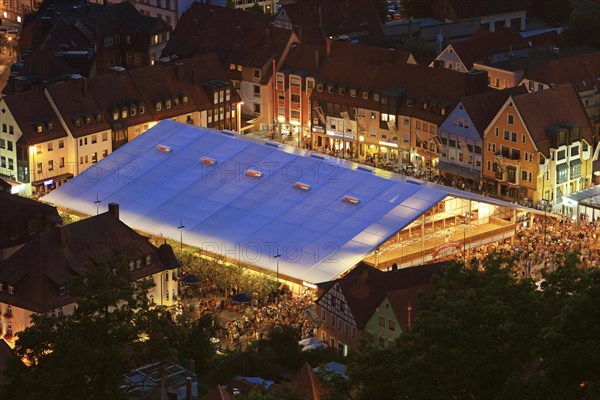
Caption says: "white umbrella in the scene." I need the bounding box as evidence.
[302,343,327,352]
[298,337,324,347]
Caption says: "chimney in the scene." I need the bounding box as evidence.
[56,225,66,248]
[186,377,193,400]
[315,49,320,68]
[177,62,184,83]
[82,77,88,96]
[108,203,119,219]
[326,37,332,59]
[549,83,555,90]
[387,48,395,66]
[192,68,197,87]
[318,6,322,27]
[265,28,271,45]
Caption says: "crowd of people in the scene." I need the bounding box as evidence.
[470,213,600,281]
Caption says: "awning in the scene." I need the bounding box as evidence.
[31,173,73,186]
[436,160,480,181]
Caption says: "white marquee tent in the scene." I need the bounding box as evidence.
[42,120,525,283]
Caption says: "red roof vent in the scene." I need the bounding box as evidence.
[293,182,311,191]
[200,157,217,165]
[342,195,360,204]
[245,169,262,178]
[156,144,172,153]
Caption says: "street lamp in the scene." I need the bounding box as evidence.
[94,193,101,215]
[461,212,472,264]
[274,254,281,285]
[177,217,185,255]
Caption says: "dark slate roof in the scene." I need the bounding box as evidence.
[0,191,59,224]
[459,86,528,135]
[81,1,170,37]
[318,262,444,328]
[0,211,176,313]
[441,0,526,20]
[277,0,384,46]
[451,27,529,70]
[513,83,594,157]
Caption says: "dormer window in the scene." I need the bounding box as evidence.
[139,104,145,114]
[182,96,189,105]
[166,99,172,109]
[121,109,128,119]
[136,259,142,269]
[8,284,14,294]
[350,89,356,97]
[362,91,369,100]
[85,115,92,125]
[422,101,428,110]
[5,305,12,316]
[145,255,152,265]
[129,261,135,271]
[130,106,136,116]
[173,97,179,107]
[74,118,81,128]
[112,110,119,120]
[316,83,323,92]
[373,93,380,102]
[229,63,235,70]
[47,121,54,130]
[155,102,162,111]
[0,282,3,292]
[328,85,335,94]
[407,97,414,107]
[35,123,43,133]
[339,87,345,96]
[95,113,103,122]
[59,286,66,296]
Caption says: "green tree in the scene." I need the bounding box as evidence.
[563,12,600,49]
[243,382,303,400]
[531,0,572,26]
[350,255,546,400]
[0,255,183,400]
[177,314,220,375]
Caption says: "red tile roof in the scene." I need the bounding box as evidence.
[2,90,68,146]
[318,262,444,328]
[460,86,528,135]
[0,191,58,224]
[451,27,529,70]
[0,211,177,313]
[290,363,327,400]
[312,41,487,124]
[162,3,273,60]
[512,83,593,157]
[280,43,326,76]
[277,0,384,46]
[524,50,600,93]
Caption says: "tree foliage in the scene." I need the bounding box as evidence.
[348,253,600,399]
[0,255,184,400]
[563,12,600,49]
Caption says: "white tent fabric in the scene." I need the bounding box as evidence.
[42,120,520,283]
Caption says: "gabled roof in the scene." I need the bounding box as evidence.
[2,90,68,146]
[512,83,593,157]
[320,262,444,328]
[45,77,110,138]
[524,50,600,93]
[41,121,531,284]
[280,43,326,76]
[0,211,175,313]
[291,363,327,400]
[459,86,528,134]
[437,0,526,20]
[313,41,485,124]
[81,1,170,37]
[202,385,231,400]
[277,0,384,45]
[450,27,529,70]
[386,283,434,332]
[162,3,273,60]
[0,191,59,224]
